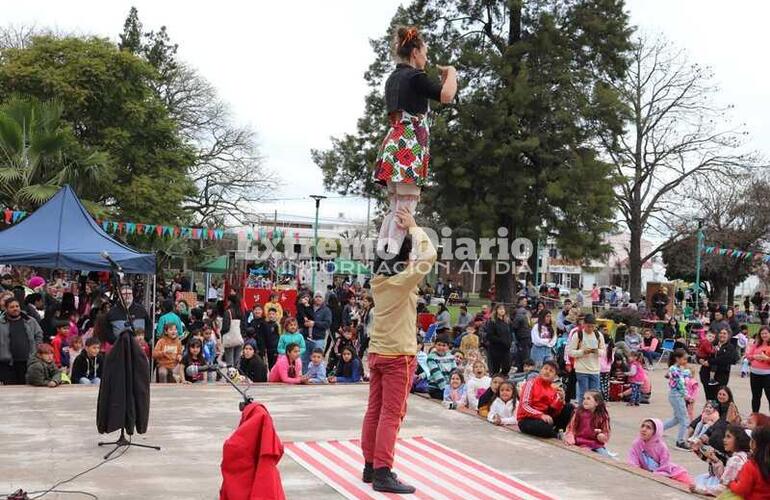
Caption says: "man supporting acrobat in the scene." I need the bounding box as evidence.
[360,207,436,494]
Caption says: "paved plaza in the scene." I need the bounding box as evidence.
[1,366,753,499]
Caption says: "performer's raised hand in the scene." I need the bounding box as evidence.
[395,207,416,230]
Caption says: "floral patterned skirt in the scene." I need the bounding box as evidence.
[374,111,430,186]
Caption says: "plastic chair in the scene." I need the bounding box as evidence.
[423,322,439,343]
[656,338,676,367]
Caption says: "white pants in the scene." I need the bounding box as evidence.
[376,182,420,257]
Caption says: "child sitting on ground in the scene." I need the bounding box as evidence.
[134,328,150,359]
[306,348,328,384]
[466,361,491,411]
[239,339,268,383]
[624,351,647,406]
[427,335,457,400]
[51,321,70,369]
[510,359,538,392]
[153,323,183,383]
[697,330,717,385]
[688,401,720,444]
[478,373,506,418]
[329,346,361,383]
[487,380,517,426]
[329,325,356,368]
[564,390,612,457]
[71,337,102,385]
[443,370,468,409]
[276,317,306,356]
[452,349,467,374]
[268,343,308,384]
[26,344,63,387]
[182,337,208,383]
[66,335,83,377]
[628,418,693,485]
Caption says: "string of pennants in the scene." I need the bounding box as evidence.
[703,245,770,263]
[3,207,300,242]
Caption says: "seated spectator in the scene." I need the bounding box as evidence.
[329,325,357,369]
[134,328,150,359]
[442,370,468,409]
[689,401,720,444]
[238,339,268,383]
[268,343,307,384]
[153,323,183,383]
[693,424,751,496]
[182,338,209,383]
[66,335,83,377]
[478,373,506,418]
[452,349,467,374]
[624,327,642,353]
[628,418,693,485]
[564,390,612,457]
[427,335,457,400]
[487,380,517,426]
[516,360,574,438]
[330,346,361,383]
[639,328,659,367]
[727,426,770,499]
[466,361,491,411]
[51,321,70,369]
[306,348,328,384]
[510,359,538,391]
[71,337,102,385]
[26,343,63,387]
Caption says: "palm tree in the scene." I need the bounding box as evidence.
[0,96,111,211]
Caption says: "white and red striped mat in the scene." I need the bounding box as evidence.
[284,436,554,500]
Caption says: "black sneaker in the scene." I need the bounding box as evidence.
[675,441,690,451]
[362,463,374,484]
[372,467,415,494]
[364,463,397,484]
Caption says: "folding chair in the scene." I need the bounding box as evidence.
[656,338,676,367]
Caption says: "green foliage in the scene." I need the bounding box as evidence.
[0,95,111,210]
[0,35,195,221]
[313,0,633,301]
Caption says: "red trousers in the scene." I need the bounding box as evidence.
[360,354,415,469]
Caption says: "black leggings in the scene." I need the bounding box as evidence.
[518,405,574,438]
[488,348,512,377]
[750,372,770,413]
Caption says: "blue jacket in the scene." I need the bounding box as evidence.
[308,305,332,341]
[334,358,361,383]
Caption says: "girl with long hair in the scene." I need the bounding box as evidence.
[564,390,613,457]
[747,325,770,413]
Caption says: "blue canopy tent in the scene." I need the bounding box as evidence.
[0,185,155,273]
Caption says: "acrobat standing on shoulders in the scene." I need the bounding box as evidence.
[374,26,457,257]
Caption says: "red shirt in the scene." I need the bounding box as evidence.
[516,376,565,421]
[697,339,715,360]
[729,460,770,500]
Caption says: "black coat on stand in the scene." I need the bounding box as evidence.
[97,330,151,435]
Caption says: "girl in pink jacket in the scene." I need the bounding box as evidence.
[268,343,307,384]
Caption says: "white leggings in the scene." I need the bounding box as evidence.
[377,182,420,256]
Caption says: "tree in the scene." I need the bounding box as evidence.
[662,176,770,304]
[0,96,111,211]
[118,8,274,224]
[0,35,196,223]
[600,36,755,301]
[314,0,633,302]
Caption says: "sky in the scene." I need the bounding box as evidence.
[4,0,769,225]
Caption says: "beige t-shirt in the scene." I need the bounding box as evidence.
[369,227,437,356]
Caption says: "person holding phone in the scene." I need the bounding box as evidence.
[568,314,605,404]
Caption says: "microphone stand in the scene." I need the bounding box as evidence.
[201,364,254,412]
[97,258,161,459]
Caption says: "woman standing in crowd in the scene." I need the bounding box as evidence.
[530,310,556,368]
[221,293,244,367]
[747,326,770,413]
[484,305,513,376]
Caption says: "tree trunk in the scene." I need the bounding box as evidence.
[495,262,515,305]
[628,223,643,302]
[480,259,492,298]
[727,284,736,307]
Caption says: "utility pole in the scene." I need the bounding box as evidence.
[694,220,704,315]
[310,195,327,292]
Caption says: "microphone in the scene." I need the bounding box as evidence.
[185,364,225,377]
[101,251,123,272]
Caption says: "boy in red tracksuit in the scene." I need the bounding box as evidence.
[516,360,574,438]
[50,321,70,369]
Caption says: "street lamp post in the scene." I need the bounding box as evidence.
[694,220,704,315]
[310,195,326,292]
